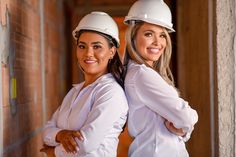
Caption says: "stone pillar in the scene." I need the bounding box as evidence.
[216,0,236,156]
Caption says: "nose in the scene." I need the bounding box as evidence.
[85,47,94,57]
[152,35,160,46]
[153,35,162,46]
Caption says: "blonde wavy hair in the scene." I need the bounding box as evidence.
[124,22,175,87]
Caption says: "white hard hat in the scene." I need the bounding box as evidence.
[124,0,175,33]
[72,11,119,46]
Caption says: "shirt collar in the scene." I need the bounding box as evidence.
[73,73,113,90]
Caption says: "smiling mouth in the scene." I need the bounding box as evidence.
[148,48,160,53]
[84,60,96,64]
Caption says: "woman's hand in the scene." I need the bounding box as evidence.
[56,130,84,154]
[40,144,55,157]
[164,120,186,137]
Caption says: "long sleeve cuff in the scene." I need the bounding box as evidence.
[178,126,194,142]
[44,128,62,146]
[55,145,79,157]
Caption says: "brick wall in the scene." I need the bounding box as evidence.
[0,0,67,156]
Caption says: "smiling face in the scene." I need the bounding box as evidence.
[135,23,167,67]
[77,31,115,83]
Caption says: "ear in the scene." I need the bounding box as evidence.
[109,46,116,59]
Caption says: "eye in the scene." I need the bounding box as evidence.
[160,33,167,38]
[77,44,85,49]
[144,32,153,37]
[93,44,102,49]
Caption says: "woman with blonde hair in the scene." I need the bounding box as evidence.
[123,0,198,156]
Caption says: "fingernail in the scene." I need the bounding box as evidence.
[77,136,84,141]
[76,146,79,152]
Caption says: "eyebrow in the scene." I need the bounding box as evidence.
[144,30,165,34]
[144,30,155,33]
[78,41,103,45]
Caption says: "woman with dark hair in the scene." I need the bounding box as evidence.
[41,11,128,157]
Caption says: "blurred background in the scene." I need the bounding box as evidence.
[0,0,236,157]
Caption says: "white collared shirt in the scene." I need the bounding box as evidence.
[125,61,198,157]
[43,73,128,157]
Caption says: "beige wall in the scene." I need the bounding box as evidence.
[216,0,236,156]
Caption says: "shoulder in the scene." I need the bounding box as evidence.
[94,74,126,98]
[126,61,160,82]
[93,74,128,109]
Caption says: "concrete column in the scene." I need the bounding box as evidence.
[0,39,3,157]
[216,0,236,156]
[0,2,10,156]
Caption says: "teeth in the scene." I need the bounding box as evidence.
[149,48,159,53]
[85,60,96,64]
